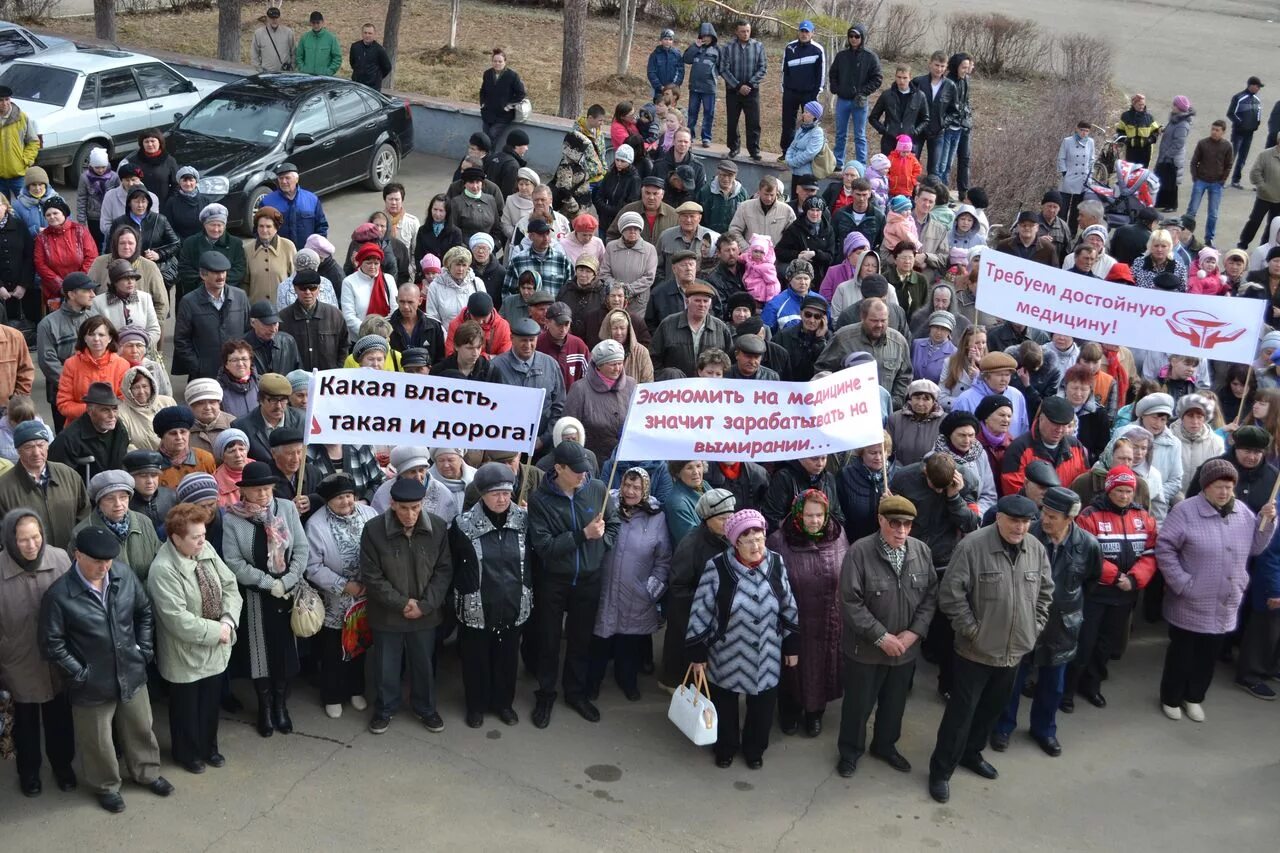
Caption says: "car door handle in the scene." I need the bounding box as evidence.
[100,113,115,119]
[321,140,336,148]
[364,122,376,129]
[149,102,164,110]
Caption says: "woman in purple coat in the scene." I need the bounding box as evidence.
[589,468,671,701]
[768,488,848,737]
[1155,458,1277,722]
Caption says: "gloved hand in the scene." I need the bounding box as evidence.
[270,580,287,598]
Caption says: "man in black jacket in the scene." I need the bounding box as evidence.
[869,64,929,155]
[244,300,301,376]
[173,252,251,379]
[1227,76,1264,188]
[1109,206,1158,265]
[349,24,392,91]
[829,23,882,169]
[48,382,130,480]
[485,129,530,199]
[912,52,958,178]
[39,526,174,813]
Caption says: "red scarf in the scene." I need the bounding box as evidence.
[366,272,391,317]
[718,462,742,480]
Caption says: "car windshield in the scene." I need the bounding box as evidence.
[0,63,74,105]
[177,94,292,145]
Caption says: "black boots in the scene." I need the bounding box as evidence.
[271,685,293,734]
[255,683,274,738]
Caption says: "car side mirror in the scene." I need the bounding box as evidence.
[291,132,314,150]
[173,111,184,123]
[169,81,195,95]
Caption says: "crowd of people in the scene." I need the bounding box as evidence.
[1,12,1280,816]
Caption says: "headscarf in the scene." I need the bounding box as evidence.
[616,466,653,519]
[1,508,44,572]
[228,492,291,575]
[785,488,837,546]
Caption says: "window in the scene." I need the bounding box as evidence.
[291,95,331,137]
[0,64,75,106]
[133,63,184,99]
[97,69,142,107]
[0,31,34,62]
[327,88,368,128]
[177,95,292,144]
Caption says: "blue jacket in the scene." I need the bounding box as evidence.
[647,45,684,95]
[14,188,60,237]
[1251,505,1280,612]
[261,187,328,247]
[761,287,829,332]
[781,39,825,95]
[683,24,720,95]
[784,122,825,176]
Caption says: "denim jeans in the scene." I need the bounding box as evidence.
[996,660,1066,740]
[833,97,869,167]
[373,626,437,718]
[0,177,24,203]
[687,91,716,144]
[937,127,971,193]
[1185,179,1224,244]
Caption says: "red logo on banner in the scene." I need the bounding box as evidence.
[1165,310,1247,349]
[311,415,322,435]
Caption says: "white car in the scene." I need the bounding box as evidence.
[0,48,224,184]
[0,21,75,65]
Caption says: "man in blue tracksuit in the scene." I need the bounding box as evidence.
[684,23,721,148]
[647,29,684,101]
[1227,76,1265,188]
[259,162,328,246]
[780,20,826,154]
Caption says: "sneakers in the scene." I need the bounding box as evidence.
[419,711,446,732]
[1237,679,1278,701]
[1231,181,1244,189]
[368,715,391,734]
[1182,702,1205,722]
[1161,704,1182,720]
[351,695,368,711]
[324,704,342,719]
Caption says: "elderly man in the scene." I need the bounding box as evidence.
[649,279,734,377]
[991,487,1100,757]
[698,160,748,234]
[154,405,216,490]
[49,382,130,479]
[647,249,722,331]
[71,470,161,582]
[503,219,574,298]
[490,318,567,454]
[511,185,567,247]
[1037,191,1073,263]
[835,495,938,777]
[599,211,659,315]
[39,526,174,813]
[361,476,453,735]
[527,441,621,727]
[266,426,322,523]
[951,351,1031,437]
[175,204,246,300]
[278,269,349,371]
[928,494,1053,803]
[815,298,911,407]
[174,251,251,379]
[251,6,295,72]
[370,445,459,522]
[997,211,1059,267]
[0,422,87,549]
[183,379,235,456]
[388,282,445,359]
[231,372,304,464]
[0,508,75,797]
[35,272,100,432]
[657,201,719,278]
[605,177,679,243]
[244,300,301,376]
[727,176,796,248]
[727,333,778,381]
[261,163,328,247]
[124,449,175,535]
[1000,396,1089,496]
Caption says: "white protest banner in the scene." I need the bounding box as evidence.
[613,363,883,463]
[304,369,545,456]
[976,250,1267,365]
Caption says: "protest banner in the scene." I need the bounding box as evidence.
[976,251,1266,365]
[304,369,545,456]
[613,363,883,463]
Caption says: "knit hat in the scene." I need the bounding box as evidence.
[804,100,824,120]
[469,131,492,152]
[786,259,814,280]
[352,334,388,361]
[390,445,431,473]
[617,211,644,232]
[184,377,223,405]
[199,203,228,224]
[89,147,110,169]
[591,338,625,366]
[975,394,1014,422]
[506,128,530,147]
[1199,457,1238,488]
[1234,425,1271,451]
[467,291,493,317]
[941,410,979,438]
[614,144,635,165]
[175,165,199,181]
[469,231,495,252]
[843,231,870,255]
[176,473,218,504]
[117,325,149,348]
[889,195,912,213]
[1262,330,1280,353]
[420,253,442,274]
[696,488,736,520]
[1172,95,1192,113]
[286,369,310,392]
[895,135,913,153]
[724,508,766,546]
[907,378,939,399]
[153,405,195,437]
[12,420,50,448]
[1224,247,1250,265]
[213,428,249,460]
[1081,224,1109,244]
[354,243,383,264]
[304,234,335,257]
[516,166,540,186]
[1104,465,1138,493]
[88,470,134,504]
[23,166,48,187]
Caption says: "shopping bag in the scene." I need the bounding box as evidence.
[667,665,717,746]
[811,142,837,180]
[340,598,372,661]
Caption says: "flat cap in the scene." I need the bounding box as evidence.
[268,426,303,447]
[1039,395,1074,425]
[1041,486,1081,516]
[511,317,542,337]
[259,372,293,397]
[390,476,427,503]
[878,494,917,519]
[696,488,736,519]
[978,351,1017,372]
[198,250,231,271]
[734,334,765,355]
[682,280,716,299]
[74,526,121,560]
[997,494,1038,518]
[675,201,703,214]
[1025,459,1061,488]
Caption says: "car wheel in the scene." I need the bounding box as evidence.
[365,143,398,191]
[66,140,110,188]
[238,185,271,237]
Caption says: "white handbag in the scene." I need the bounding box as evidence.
[668,665,718,746]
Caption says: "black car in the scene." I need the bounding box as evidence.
[166,74,413,233]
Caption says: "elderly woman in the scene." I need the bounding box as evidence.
[428,447,475,519]
[308,441,384,504]
[975,394,1014,490]
[597,308,652,382]
[564,339,636,464]
[933,410,997,514]
[73,470,162,581]
[34,197,97,306]
[769,489,847,737]
[688,508,800,769]
[448,167,502,247]
[370,445,459,524]
[665,460,708,546]
[116,324,171,397]
[1132,229,1188,291]
[88,224,168,319]
[92,260,161,352]
[244,206,297,305]
[0,509,75,795]
[1063,224,1116,279]
[217,340,259,419]
[533,417,600,478]
[162,165,211,241]
[56,316,129,422]
[176,203,246,299]
[1062,363,1110,460]
[116,365,175,451]
[1156,459,1276,721]
[426,246,485,330]
[349,333,395,372]
[449,463,530,727]
[223,461,308,737]
[304,474,378,719]
[213,428,251,508]
[888,379,943,466]
[589,467,671,702]
[660,488,734,690]
[147,503,242,773]
[837,434,896,543]
[276,248,338,309]
[340,243,396,340]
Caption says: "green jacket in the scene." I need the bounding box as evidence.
[696,179,749,234]
[176,230,247,299]
[73,509,161,582]
[0,105,39,180]
[147,540,242,683]
[295,28,342,76]
[0,462,87,551]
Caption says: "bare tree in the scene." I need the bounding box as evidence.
[559,0,586,118]
[617,0,637,76]
[384,0,404,88]
[217,0,241,62]
[447,0,461,50]
[94,0,117,42]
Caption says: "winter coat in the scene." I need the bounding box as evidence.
[244,236,297,305]
[424,268,484,330]
[1057,133,1096,195]
[815,323,912,406]
[1116,107,1161,153]
[1030,521,1101,666]
[663,479,705,547]
[1157,494,1273,634]
[762,460,845,535]
[1249,144,1280,203]
[839,534,937,666]
[596,499,670,636]
[488,349,566,449]
[337,269,396,340]
[594,165,642,233]
[0,541,71,703]
[414,221,466,279]
[450,500,530,631]
[479,67,527,126]
[887,404,942,466]
[1250,517,1280,612]
[828,28,882,103]
[447,192,502,249]
[563,364,635,463]
[173,284,251,379]
[113,365,174,450]
[647,45,684,94]
[261,187,327,247]
[683,25,721,94]
[697,178,747,235]
[35,302,98,405]
[1169,421,1225,480]
[911,73,957,139]
[775,218,836,291]
[295,27,342,75]
[1228,88,1263,133]
[38,559,153,706]
[108,210,179,284]
[76,168,119,230]
[527,475,620,585]
[868,85,929,144]
[648,310,733,376]
[87,253,167,321]
[952,376,1030,437]
[49,411,129,480]
[132,148,179,208]
[741,235,781,303]
[146,539,241,683]
[784,122,825,177]
[726,198,795,251]
[175,230,246,298]
[999,417,1090,497]
[888,462,979,566]
[769,522,848,709]
[0,462,88,551]
[55,348,129,422]
[1156,110,1194,182]
[886,150,922,198]
[0,104,39,180]
[304,503,379,629]
[13,188,57,237]
[97,187,154,243]
[34,220,96,301]
[92,285,161,353]
[1076,495,1157,606]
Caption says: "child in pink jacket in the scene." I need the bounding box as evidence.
[1188,246,1229,295]
[880,196,919,253]
[741,234,781,303]
[866,153,891,212]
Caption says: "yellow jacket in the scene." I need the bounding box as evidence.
[0,106,39,180]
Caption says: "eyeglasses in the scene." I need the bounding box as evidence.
[262,394,288,403]
[849,33,862,39]
[226,356,252,364]
[296,283,319,291]
[883,518,913,529]
[801,311,823,320]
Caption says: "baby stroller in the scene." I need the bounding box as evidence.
[1084,160,1161,229]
